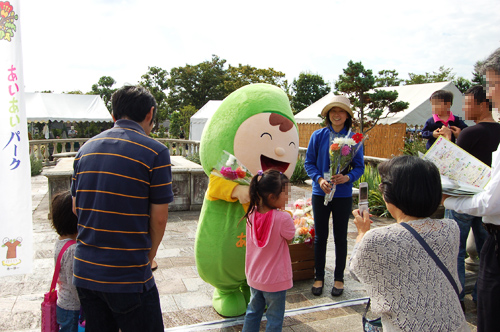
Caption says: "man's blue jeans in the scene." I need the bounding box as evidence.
[445,209,488,301]
[242,287,287,332]
[76,285,163,332]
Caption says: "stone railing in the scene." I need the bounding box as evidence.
[43,155,208,215]
[30,138,201,165]
[156,139,200,157]
[29,138,88,165]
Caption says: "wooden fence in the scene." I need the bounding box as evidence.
[297,123,407,159]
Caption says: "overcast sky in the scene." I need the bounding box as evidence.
[19,0,500,94]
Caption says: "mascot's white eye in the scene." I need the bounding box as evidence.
[289,142,296,147]
[260,132,272,139]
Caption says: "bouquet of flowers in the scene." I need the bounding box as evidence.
[288,198,315,244]
[324,131,366,205]
[211,150,253,185]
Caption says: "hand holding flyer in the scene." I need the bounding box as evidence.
[423,136,491,195]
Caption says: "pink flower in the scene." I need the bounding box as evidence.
[341,145,351,156]
[220,166,238,180]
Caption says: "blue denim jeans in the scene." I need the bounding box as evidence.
[445,209,488,301]
[56,305,80,332]
[242,287,287,332]
[76,285,163,332]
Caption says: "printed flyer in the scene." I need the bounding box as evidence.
[423,136,491,195]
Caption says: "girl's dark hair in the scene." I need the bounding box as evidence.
[378,156,441,218]
[325,109,353,130]
[242,169,290,224]
[51,191,78,236]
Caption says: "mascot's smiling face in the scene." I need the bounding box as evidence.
[233,112,299,178]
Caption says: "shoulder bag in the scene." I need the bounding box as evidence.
[362,222,460,332]
[41,240,77,332]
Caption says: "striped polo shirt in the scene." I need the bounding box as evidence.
[70,119,173,293]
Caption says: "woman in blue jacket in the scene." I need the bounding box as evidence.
[305,95,364,297]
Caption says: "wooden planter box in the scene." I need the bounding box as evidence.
[289,242,315,281]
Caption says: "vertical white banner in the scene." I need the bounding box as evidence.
[0,1,33,277]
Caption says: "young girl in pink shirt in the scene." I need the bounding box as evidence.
[242,169,296,332]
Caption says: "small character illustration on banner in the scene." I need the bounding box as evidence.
[2,237,22,267]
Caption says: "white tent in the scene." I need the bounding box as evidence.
[26,92,112,123]
[295,82,474,126]
[189,100,222,141]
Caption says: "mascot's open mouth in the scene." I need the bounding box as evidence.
[260,155,290,173]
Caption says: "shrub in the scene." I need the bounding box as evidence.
[353,165,391,218]
[186,152,201,165]
[290,157,310,185]
[30,155,43,176]
[401,137,426,156]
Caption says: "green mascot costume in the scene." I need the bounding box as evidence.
[195,83,299,317]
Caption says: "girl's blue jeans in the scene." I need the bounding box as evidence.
[56,305,80,332]
[242,287,287,332]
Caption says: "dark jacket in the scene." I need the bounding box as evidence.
[422,115,467,149]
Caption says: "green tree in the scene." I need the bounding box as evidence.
[291,72,331,113]
[63,90,83,94]
[166,55,291,115]
[472,60,485,86]
[166,55,227,112]
[405,66,455,85]
[139,66,169,129]
[375,69,403,87]
[453,77,473,93]
[89,76,117,113]
[169,105,198,138]
[335,60,409,133]
[223,64,287,94]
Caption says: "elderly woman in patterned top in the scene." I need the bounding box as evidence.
[350,156,470,332]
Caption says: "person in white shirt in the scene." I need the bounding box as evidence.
[443,47,500,332]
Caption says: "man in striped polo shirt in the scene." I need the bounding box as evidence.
[71,85,173,331]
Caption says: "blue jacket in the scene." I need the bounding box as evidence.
[305,126,365,197]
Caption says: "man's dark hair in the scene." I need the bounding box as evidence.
[430,90,454,105]
[111,85,157,124]
[324,109,353,130]
[465,85,493,112]
[51,191,78,236]
[378,156,441,218]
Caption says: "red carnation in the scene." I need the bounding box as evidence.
[352,133,363,144]
[309,228,315,238]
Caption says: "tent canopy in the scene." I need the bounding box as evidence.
[189,100,222,141]
[295,82,473,126]
[26,92,112,123]
[293,92,335,124]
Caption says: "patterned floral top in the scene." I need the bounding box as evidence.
[350,218,470,332]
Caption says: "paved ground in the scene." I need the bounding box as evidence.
[0,174,478,331]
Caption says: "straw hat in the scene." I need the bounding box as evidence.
[321,95,353,118]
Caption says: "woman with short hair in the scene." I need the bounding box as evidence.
[350,156,469,331]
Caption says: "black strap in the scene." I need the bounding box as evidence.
[399,222,460,297]
[363,298,371,316]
